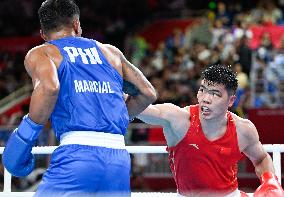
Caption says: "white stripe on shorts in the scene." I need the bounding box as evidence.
[60,131,126,149]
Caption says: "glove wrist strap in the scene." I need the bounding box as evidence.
[17,114,44,142]
[260,172,278,183]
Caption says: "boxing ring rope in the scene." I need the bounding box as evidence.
[0,144,283,197]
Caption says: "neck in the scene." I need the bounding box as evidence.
[200,112,228,135]
[46,30,77,41]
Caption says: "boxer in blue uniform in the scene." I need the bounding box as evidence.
[2,0,156,196]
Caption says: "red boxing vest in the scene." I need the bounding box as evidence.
[167,105,243,196]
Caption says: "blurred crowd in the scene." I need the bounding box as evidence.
[0,0,284,192]
[124,0,284,119]
[0,0,284,118]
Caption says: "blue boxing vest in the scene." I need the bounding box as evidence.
[48,36,129,139]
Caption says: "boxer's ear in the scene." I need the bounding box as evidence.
[40,29,48,41]
[228,95,236,108]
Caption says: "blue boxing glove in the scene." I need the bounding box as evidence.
[123,80,140,96]
[2,115,43,177]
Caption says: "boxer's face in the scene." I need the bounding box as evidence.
[197,79,236,120]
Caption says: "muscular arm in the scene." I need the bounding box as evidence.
[241,120,274,178]
[2,45,60,177]
[244,142,274,178]
[24,45,60,124]
[137,104,173,127]
[120,52,156,119]
[241,121,284,196]
[98,43,156,119]
[137,104,189,146]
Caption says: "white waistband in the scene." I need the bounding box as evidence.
[60,131,126,149]
[177,189,241,197]
[224,189,241,197]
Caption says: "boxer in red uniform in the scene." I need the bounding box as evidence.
[137,65,284,197]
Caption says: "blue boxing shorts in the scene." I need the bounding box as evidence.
[34,131,131,197]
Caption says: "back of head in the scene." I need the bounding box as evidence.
[201,65,238,95]
[38,0,80,34]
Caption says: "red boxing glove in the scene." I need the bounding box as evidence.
[254,172,284,197]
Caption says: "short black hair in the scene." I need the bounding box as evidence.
[38,0,80,34]
[201,65,238,95]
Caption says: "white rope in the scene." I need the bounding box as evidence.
[0,144,283,154]
[0,146,168,154]
[0,192,254,197]
[0,144,283,195]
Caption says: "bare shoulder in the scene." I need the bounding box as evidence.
[232,113,258,138]
[168,104,190,145]
[24,44,47,73]
[95,41,122,73]
[25,44,46,61]
[183,105,190,112]
[25,44,61,66]
[96,42,120,55]
[24,44,61,78]
[161,103,190,132]
[231,113,259,150]
[153,103,190,146]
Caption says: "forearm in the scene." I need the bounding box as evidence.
[125,95,155,119]
[136,105,166,126]
[28,83,59,124]
[254,153,284,196]
[137,113,159,125]
[255,153,275,178]
[120,51,157,116]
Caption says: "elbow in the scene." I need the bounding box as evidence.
[151,89,157,103]
[145,87,157,104]
[43,81,60,96]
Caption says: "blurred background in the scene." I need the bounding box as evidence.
[0,0,284,193]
